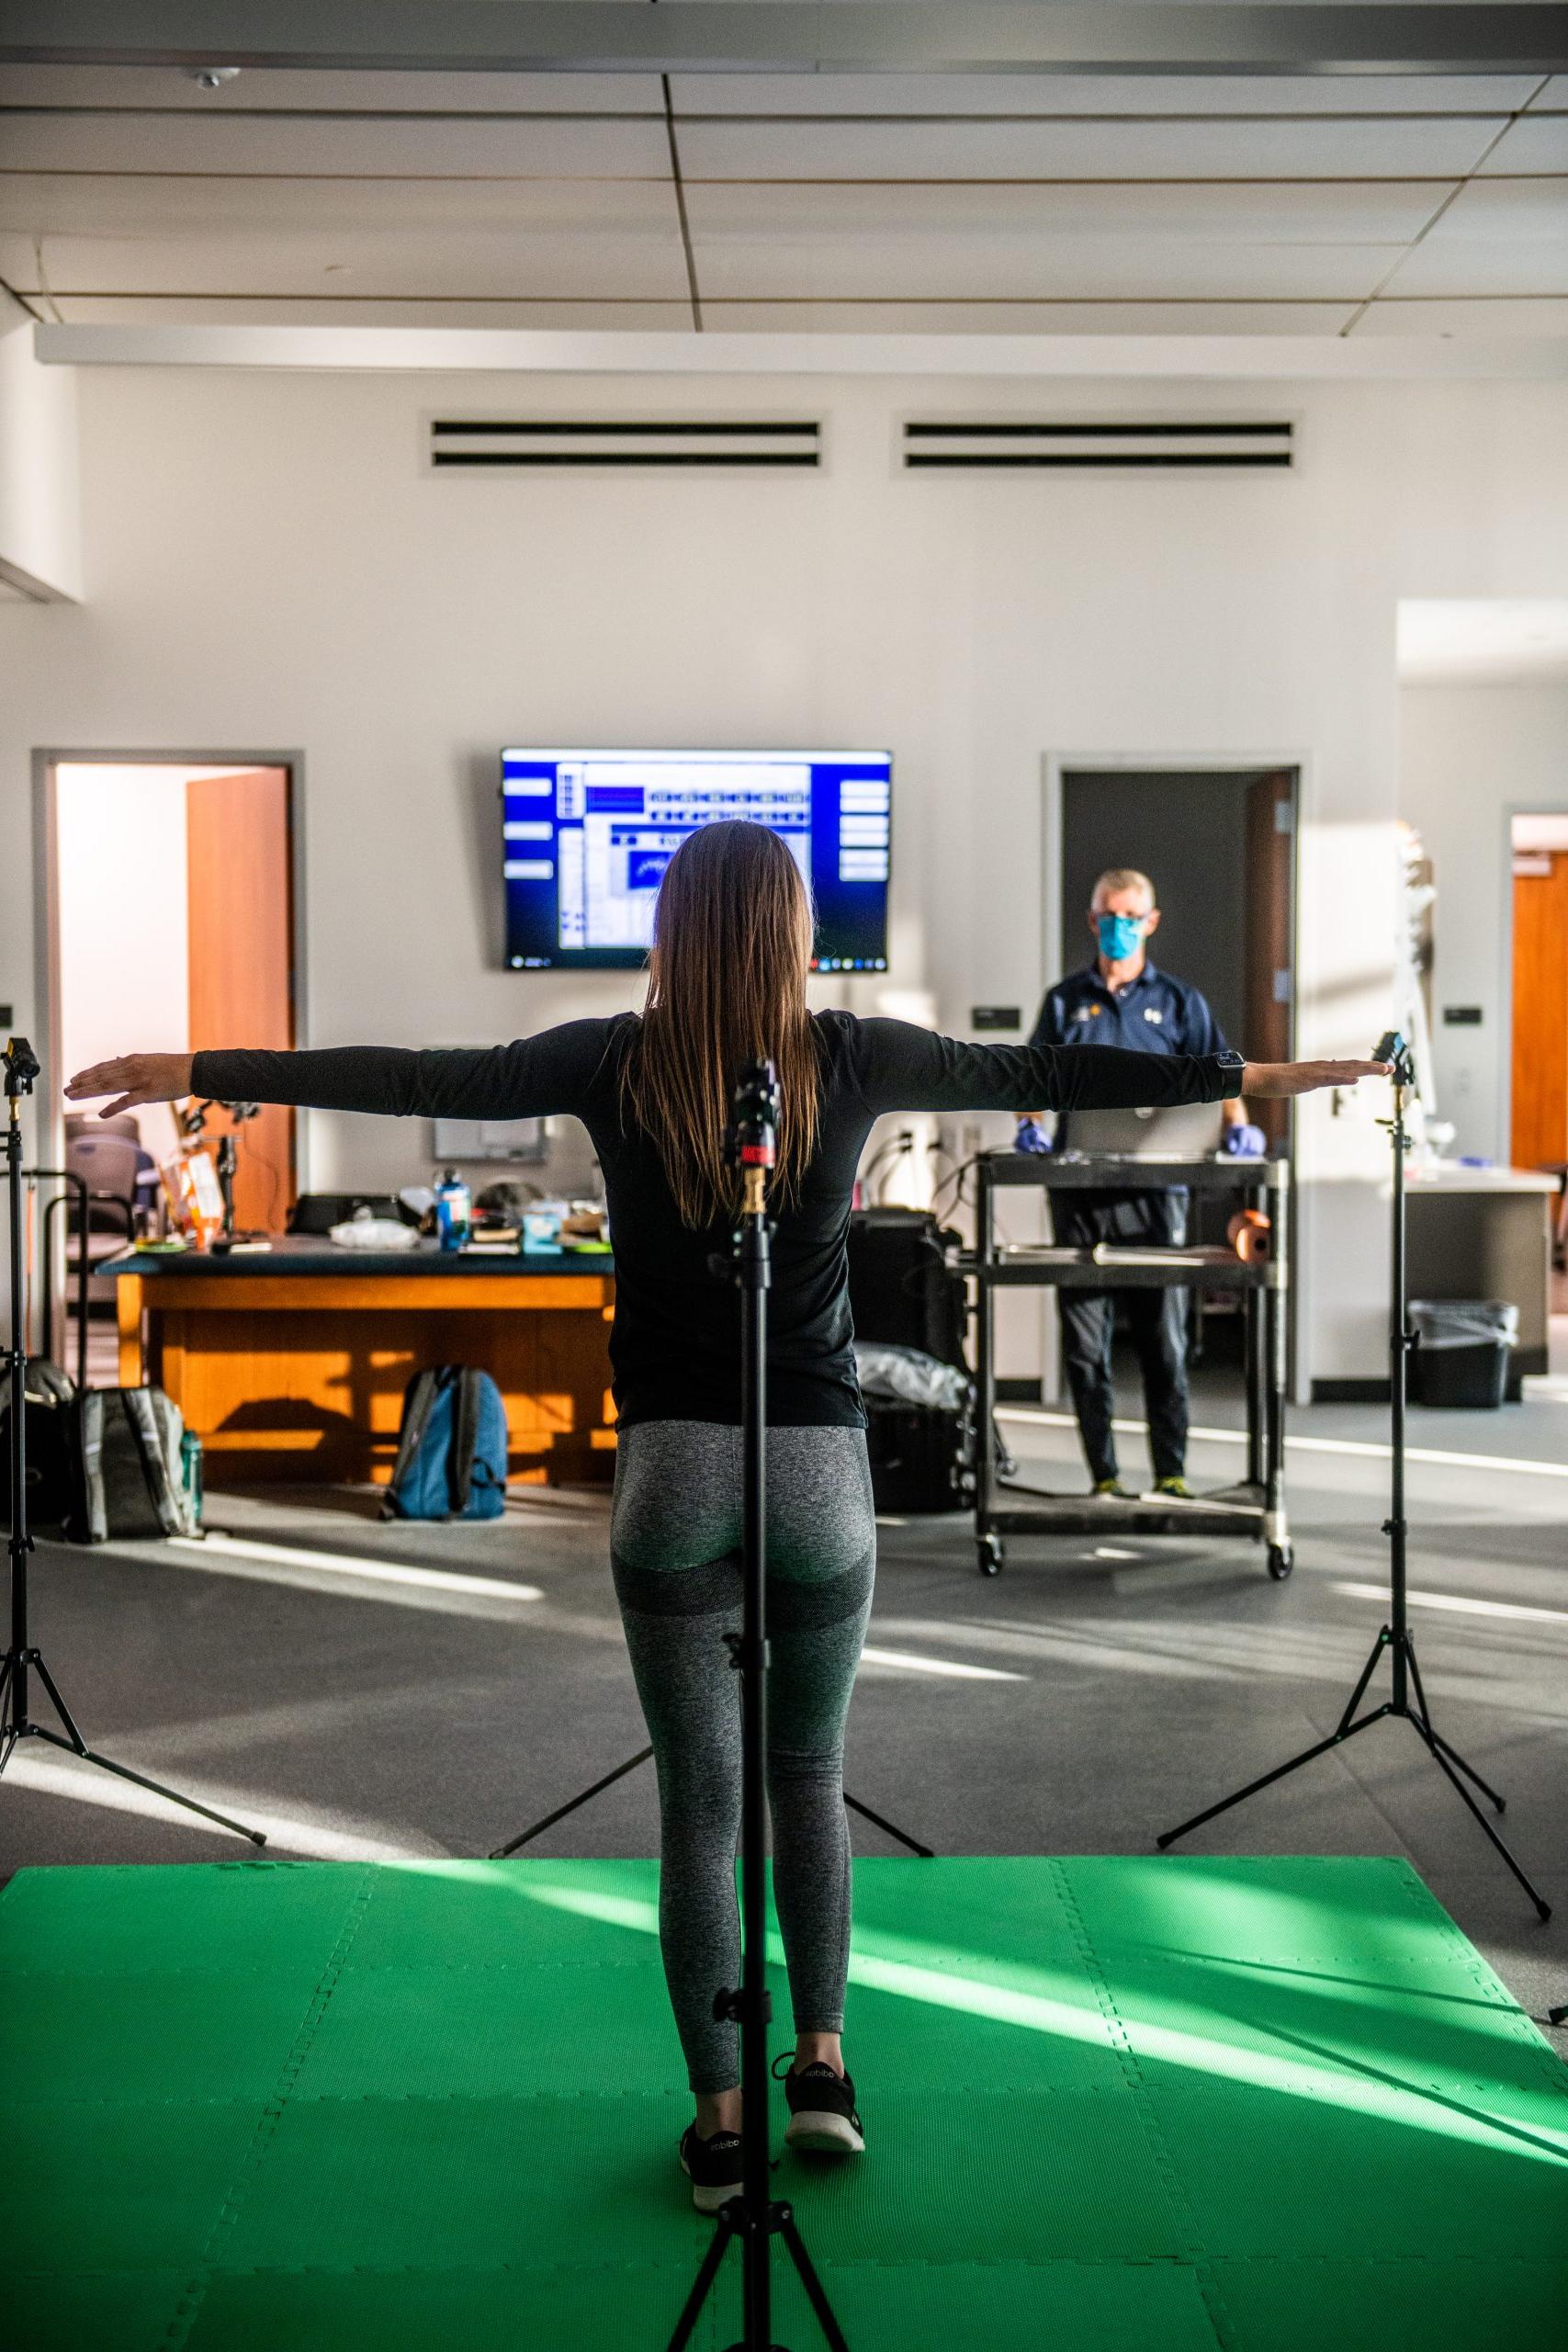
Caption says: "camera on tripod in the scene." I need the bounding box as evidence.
[726,1059,779,1176]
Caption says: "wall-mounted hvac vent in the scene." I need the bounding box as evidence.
[901,421,1293,470]
[430,419,821,469]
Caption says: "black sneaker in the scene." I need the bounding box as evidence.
[773,2054,865,2155]
[679,2122,744,2215]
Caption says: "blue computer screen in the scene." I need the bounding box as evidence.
[501,748,892,972]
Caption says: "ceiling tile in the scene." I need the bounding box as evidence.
[684,225,1401,304]
[675,115,1498,180]
[0,112,671,175]
[0,201,692,302]
[0,172,682,238]
[669,73,1545,118]
[705,299,1358,335]
[682,179,1444,250]
[1349,295,1568,334]
[1475,114,1568,171]
[1387,174,1568,296]
[0,64,664,112]
[47,294,692,328]
[1524,77,1568,109]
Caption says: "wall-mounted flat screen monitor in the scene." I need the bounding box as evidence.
[502,747,892,972]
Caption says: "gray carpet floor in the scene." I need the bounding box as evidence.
[4,1378,1565,2058]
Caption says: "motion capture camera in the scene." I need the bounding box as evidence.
[3,1037,39,1100]
[725,1057,780,1174]
[1371,1030,1416,1087]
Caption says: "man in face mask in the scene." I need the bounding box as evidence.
[1024,867,1262,1499]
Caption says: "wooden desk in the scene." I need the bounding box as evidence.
[105,1238,616,1487]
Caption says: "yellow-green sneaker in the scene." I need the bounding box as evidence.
[1093,1477,1134,1499]
[1154,1476,1192,1499]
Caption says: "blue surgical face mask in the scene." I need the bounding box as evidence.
[1096,911,1146,962]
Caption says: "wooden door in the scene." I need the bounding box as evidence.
[1511,850,1568,1170]
[186,768,296,1232]
[1243,770,1296,1144]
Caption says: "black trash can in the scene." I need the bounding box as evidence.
[1409,1300,1518,1408]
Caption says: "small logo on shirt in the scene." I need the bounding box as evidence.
[1074,1003,1102,1022]
[1143,1007,1164,1024]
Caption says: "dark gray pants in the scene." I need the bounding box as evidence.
[611,1421,875,2093]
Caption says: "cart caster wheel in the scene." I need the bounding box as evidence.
[1267,1544,1294,1581]
[976,1536,1004,1577]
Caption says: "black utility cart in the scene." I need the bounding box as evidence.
[966,1151,1292,1579]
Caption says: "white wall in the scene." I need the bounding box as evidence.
[5,364,1568,1381]
[1400,683,1568,1161]
[0,294,81,602]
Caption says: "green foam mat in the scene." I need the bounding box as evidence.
[5,1855,1566,2350]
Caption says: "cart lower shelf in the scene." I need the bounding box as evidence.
[976,1478,1292,1580]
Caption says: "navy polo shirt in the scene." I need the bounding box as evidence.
[1030,960,1232,1064]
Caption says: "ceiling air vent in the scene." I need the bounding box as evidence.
[901,420,1293,471]
[429,418,821,469]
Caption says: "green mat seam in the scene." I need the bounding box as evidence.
[1378,1860,1568,2095]
[158,1862,381,2352]
[1052,1858,1236,2352]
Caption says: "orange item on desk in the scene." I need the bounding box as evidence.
[161,1148,226,1249]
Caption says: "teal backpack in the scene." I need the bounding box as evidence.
[382,1365,508,1521]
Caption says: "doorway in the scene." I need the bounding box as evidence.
[1509,812,1568,1176]
[1058,766,1297,1119]
[43,757,299,1375]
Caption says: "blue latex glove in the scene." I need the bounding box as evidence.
[1015,1117,1052,1157]
[1223,1122,1267,1159]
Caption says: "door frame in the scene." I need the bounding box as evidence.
[31,747,310,1200]
[1499,798,1568,1169]
[1040,748,1306,1399]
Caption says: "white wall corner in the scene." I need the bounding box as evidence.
[0,298,83,603]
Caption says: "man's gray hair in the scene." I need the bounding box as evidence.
[1090,866,1156,912]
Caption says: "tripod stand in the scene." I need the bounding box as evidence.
[658,1062,848,2352]
[1,1038,264,1846]
[1158,1034,1550,1924]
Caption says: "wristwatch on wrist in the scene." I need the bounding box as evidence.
[1215,1049,1246,1094]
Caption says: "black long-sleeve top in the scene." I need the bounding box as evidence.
[194,1012,1236,1429]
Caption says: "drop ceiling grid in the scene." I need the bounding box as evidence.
[0,62,1562,334]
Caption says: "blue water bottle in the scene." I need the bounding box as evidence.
[434,1168,471,1251]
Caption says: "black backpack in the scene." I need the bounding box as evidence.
[69,1387,197,1544]
[0,1360,78,1531]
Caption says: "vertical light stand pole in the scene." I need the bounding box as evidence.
[1157,1035,1550,1922]
[0,1038,264,1841]
[666,1061,849,2352]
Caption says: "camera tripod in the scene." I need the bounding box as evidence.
[1,1037,264,1846]
[1158,1034,1550,1925]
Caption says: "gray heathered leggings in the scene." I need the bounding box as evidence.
[611,1421,875,2095]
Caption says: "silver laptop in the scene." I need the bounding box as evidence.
[1059,1101,1225,1159]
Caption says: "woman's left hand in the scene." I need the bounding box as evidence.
[1241,1059,1390,1098]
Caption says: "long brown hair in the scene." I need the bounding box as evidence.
[622,820,822,1226]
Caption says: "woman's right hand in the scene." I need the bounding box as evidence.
[65,1054,195,1118]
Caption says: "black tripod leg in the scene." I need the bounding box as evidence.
[28,1724,267,1845]
[664,2207,737,2352]
[1422,1724,1508,1815]
[843,1790,933,1859]
[1158,1710,1385,1849]
[1336,1629,1390,1739]
[29,1651,87,1750]
[1409,1721,1551,1922]
[489,1745,653,1860]
[778,2204,852,2352]
[1403,1645,1508,1815]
